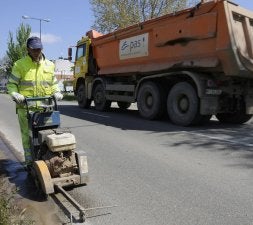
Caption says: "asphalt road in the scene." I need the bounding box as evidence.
[1,94,253,225]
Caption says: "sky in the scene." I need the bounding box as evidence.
[0,0,94,60]
[0,0,253,61]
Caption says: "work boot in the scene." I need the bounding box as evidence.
[25,164,33,172]
[25,164,37,182]
[22,161,33,173]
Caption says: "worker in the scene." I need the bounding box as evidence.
[7,36,63,167]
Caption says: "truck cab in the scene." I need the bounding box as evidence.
[72,37,90,90]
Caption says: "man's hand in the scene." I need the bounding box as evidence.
[11,92,25,104]
[54,92,63,101]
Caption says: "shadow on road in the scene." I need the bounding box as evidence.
[58,104,253,134]
[59,104,223,131]
[58,104,253,168]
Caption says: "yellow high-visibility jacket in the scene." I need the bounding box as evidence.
[7,55,59,97]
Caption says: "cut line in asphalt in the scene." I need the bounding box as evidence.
[82,111,110,118]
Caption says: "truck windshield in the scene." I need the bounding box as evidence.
[76,44,86,60]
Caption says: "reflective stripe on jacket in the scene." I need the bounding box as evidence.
[7,55,59,97]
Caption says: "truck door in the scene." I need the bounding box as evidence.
[74,42,88,79]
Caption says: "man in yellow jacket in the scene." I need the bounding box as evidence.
[7,36,63,166]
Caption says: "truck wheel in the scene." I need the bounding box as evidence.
[77,84,91,109]
[216,112,252,124]
[167,82,201,126]
[117,102,131,110]
[93,84,111,111]
[137,81,165,120]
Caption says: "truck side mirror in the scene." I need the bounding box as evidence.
[68,48,72,61]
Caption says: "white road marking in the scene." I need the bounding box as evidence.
[82,111,110,118]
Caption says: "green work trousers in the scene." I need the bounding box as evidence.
[17,108,32,165]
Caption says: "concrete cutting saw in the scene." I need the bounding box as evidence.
[24,96,88,195]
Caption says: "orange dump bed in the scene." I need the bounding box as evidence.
[87,0,253,78]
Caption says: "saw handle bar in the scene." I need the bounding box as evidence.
[24,96,58,113]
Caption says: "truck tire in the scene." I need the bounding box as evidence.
[93,84,111,111]
[117,102,131,110]
[137,81,165,120]
[216,112,252,124]
[167,82,201,126]
[77,83,91,109]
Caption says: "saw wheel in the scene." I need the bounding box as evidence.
[34,160,54,194]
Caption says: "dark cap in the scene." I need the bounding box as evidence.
[27,36,43,49]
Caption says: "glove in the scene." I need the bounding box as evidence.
[54,92,63,101]
[11,92,25,104]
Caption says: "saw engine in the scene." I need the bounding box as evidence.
[38,129,79,178]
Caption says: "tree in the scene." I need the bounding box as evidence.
[5,23,31,74]
[90,0,188,33]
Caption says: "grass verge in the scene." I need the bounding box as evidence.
[62,93,76,101]
[0,177,34,225]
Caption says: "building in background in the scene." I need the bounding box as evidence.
[54,58,74,92]
[0,63,8,93]
[54,58,74,80]
[0,77,7,93]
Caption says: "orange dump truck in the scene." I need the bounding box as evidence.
[70,0,253,126]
